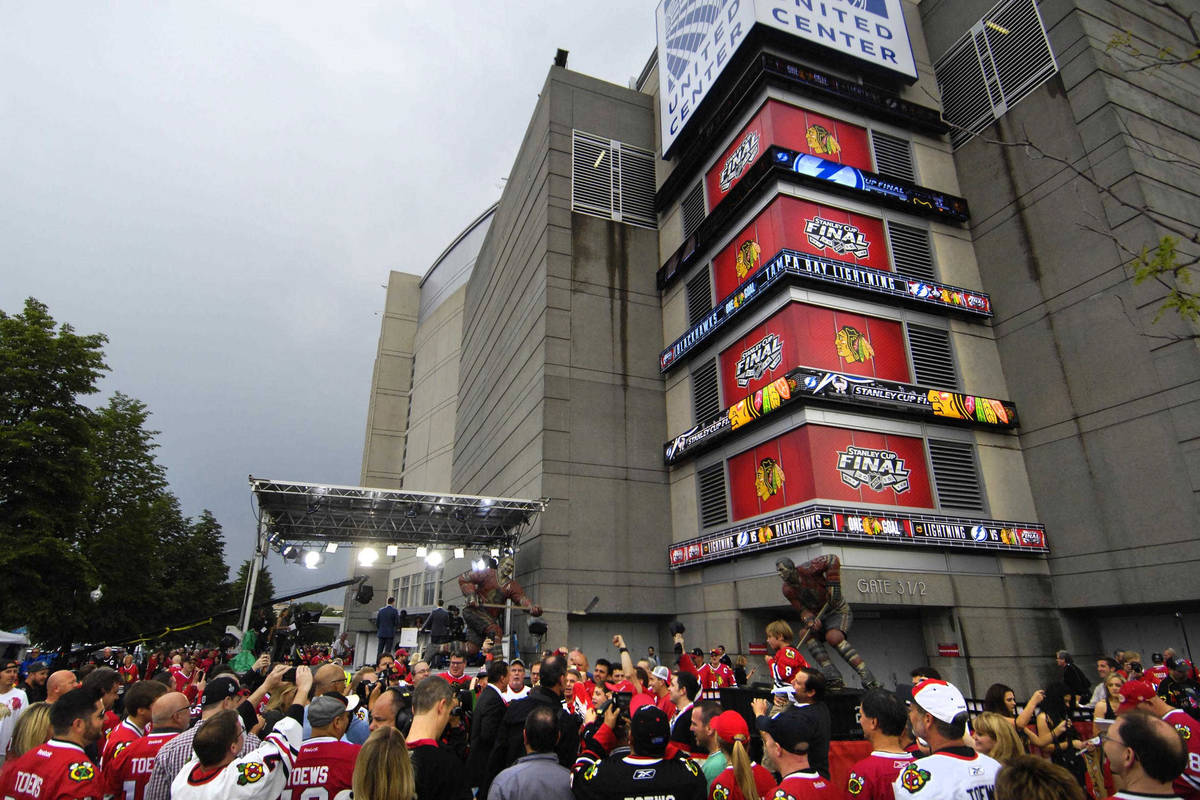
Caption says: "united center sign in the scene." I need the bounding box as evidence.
[657,0,917,154]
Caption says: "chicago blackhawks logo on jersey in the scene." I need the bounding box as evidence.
[1175,722,1192,740]
[113,741,130,759]
[68,762,95,782]
[713,784,731,800]
[736,239,761,280]
[847,772,865,795]
[582,763,599,782]
[684,759,700,776]
[755,457,786,501]
[236,762,266,785]
[900,764,931,792]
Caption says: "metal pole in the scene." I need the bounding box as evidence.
[505,598,513,661]
[239,517,268,634]
[1177,612,1195,669]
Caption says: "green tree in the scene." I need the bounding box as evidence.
[79,393,172,644]
[0,298,107,647]
[230,559,277,616]
[158,509,231,645]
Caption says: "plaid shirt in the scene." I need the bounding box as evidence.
[144,718,261,800]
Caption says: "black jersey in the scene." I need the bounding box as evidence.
[573,753,707,800]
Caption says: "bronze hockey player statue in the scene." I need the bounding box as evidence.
[777,554,880,690]
[456,556,542,656]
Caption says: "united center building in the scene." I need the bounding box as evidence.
[355,0,1200,693]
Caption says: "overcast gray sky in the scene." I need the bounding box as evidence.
[1,2,657,604]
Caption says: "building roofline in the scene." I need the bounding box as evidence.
[418,202,500,288]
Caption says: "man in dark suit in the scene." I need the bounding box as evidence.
[487,654,579,790]
[376,597,400,661]
[420,599,451,663]
[467,659,509,795]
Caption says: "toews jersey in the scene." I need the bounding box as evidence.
[769,647,810,690]
[1165,708,1200,800]
[101,718,145,768]
[0,738,102,800]
[892,748,1001,800]
[698,663,736,691]
[282,736,359,800]
[772,769,834,799]
[574,754,707,800]
[846,750,915,800]
[711,762,776,800]
[170,717,300,800]
[101,730,177,800]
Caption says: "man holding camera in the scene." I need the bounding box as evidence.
[406,675,471,800]
[572,704,706,800]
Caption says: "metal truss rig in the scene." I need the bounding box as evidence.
[250,477,548,553]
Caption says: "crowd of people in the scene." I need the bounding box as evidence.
[0,628,1197,800]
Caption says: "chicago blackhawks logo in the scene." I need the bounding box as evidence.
[113,741,130,759]
[719,131,760,192]
[835,326,875,364]
[236,762,266,785]
[900,764,931,792]
[1175,723,1191,741]
[736,334,783,387]
[836,446,911,493]
[806,124,842,157]
[68,762,95,782]
[735,239,761,280]
[755,457,786,501]
[713,785,731,800]
[847,772,865,795]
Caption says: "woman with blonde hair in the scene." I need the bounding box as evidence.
[971,711,1026,765]
[708,710,775,800]
[353,725,415,800]
[8,701,52,758]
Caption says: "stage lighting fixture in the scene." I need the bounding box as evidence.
[386,545,399,557]
[416,546,428,558]
[325,542,338,553]
[490,548,500,557]
[281,545,300,561]
[358,547,378,566]
[426,550,444,567]
[303,551,322,569]
[454,547,465,559]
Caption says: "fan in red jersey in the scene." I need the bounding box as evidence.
[708,711,775,800]
[101,692,192,800]
[1117,680,1200,799]
[764,619,810,699]
[698,649,736,694]
[757,709,834,799]
[844,690,914,800]
[284,695,359,800]
[0,688,105,800]
[100,681,167,768]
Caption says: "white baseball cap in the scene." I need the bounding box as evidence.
[912,679,967,723]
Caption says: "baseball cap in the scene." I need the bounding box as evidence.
[911,679,967,724]
[1117,680,1156,712]
[630,705,670,756]
[1167,657,1193,672]
[1,661,18,671]
[27,661,48,674]
[757,707,819,753]
[308,694,359,727]
[651,666,670,682]
[201,677,239,707]
[710,648,722,655]
[713,710,750,743]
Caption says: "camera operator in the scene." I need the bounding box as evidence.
[406,675,471,800]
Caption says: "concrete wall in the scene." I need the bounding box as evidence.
[451,67,671,657]
[360,271,420,489]
[921,0,1200,609]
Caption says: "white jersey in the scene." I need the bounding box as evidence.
[504,685,530,702]
[170,717,301,800]
[0,687,28,764]
[893,748,1002,800]
[1109,793,1182,800]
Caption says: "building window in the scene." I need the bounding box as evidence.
[691,358,721,422]
[698,462,729,528]
[934,0,1058,148]
[571,130,658,229]
[928,439,985,512]
[410,572,423,607]
[871,131,915,183]
[685,268,713,327]
[908,325,958,389]
[391,577,401,603]
[681,181,706,238]
[887,221,937,281]
[399,575,410,608]
[422,567,442,606]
